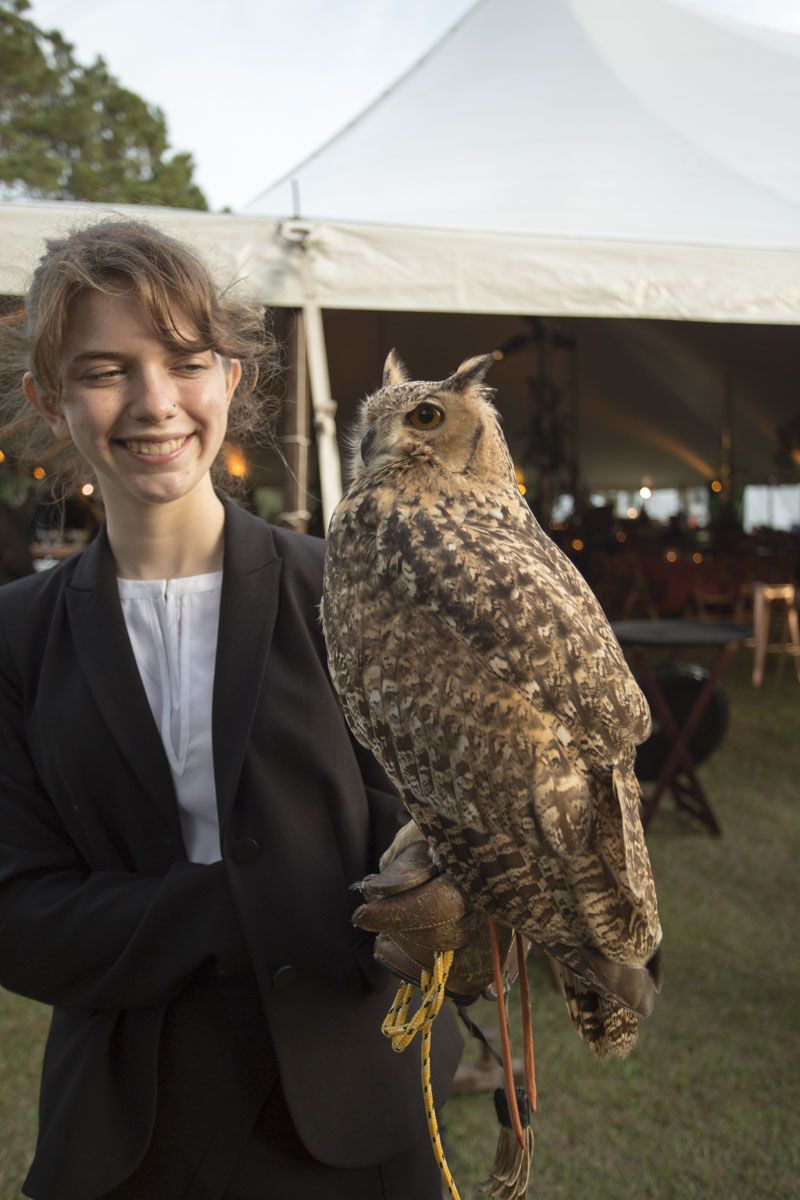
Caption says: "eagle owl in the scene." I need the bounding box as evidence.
[322,351,662,1056]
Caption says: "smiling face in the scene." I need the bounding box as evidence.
[26,287,241,523]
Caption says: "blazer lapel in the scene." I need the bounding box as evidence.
[65,526,181,834]
[213,498,282,835]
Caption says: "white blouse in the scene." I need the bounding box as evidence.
[118,572,223,864]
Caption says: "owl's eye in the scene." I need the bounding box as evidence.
[406,402,444,431]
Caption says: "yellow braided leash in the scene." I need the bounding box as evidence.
[381,948,461,1200]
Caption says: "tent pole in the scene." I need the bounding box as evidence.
[304,299,343,531]
[567,326,580,506]
[278,309,312,533]
[278,219,344,532]
[720,369,733,502]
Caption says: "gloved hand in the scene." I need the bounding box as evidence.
[352,821,513,1002]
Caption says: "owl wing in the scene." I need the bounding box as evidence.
[365,501,657,911]
[324,496,657,931]
[376,502,651,767]
[338,583,660,973]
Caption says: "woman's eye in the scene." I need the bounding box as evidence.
[406,402,444,431]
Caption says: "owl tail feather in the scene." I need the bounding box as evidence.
[558,964,639,1059]
[482,1089,534,1199]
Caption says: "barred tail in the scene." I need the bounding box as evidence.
[557,963,639,1059]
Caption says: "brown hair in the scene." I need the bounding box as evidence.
[0,217,277,497]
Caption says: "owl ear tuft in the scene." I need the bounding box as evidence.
[382,349,409,388]
[447,354,495,393]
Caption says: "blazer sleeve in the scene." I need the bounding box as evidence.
[278,524,408,870]
[349,736,407,868]
[0,655,249,1012]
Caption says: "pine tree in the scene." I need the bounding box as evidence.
[0,0,208,209]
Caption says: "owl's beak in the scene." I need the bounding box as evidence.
[360,426,378,464]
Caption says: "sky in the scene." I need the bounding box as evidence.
[25,0,800,213]
[27,0,476,211]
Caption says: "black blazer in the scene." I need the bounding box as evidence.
[0,498,461,1200]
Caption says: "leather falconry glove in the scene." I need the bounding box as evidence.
[352,821,513,1002]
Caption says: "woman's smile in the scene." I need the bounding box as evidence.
[115,433,196,461]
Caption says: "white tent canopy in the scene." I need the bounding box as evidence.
[3,202,799,326]
[0,204,295,306]
[1,1,799,497]
[4,1,799,324]
[244,0,800,325]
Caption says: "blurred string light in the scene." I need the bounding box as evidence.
[514,464,526,496]
[639,485,652,499]
[225,445,248,478]
[692,552,704,564]
[80,483,95,497]
[627,506,638,519]
[615,530,627,543]
[0,449,6,463]
[571,538,584,552]
[710,479,723,493]
[664,549,678,563]
[32,466,46,480]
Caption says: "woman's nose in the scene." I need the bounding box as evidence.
[127,369,179,421]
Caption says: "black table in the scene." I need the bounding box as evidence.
[612,620,750,835]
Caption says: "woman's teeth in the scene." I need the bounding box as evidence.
[124,437,189,456]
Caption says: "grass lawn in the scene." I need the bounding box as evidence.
[0,990,48,1199]
[0,651,797,1198]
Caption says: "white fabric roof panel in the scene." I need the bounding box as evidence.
[4,202,800,325]
[246,0,800,251]
[3,1,800,325]
[276,221,800,322]
[0,203,296,305]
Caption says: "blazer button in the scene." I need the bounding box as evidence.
[230,837,260,864]
[272,965,296,990]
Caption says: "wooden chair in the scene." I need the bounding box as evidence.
[750,583,800,686]
[692,563,738,621]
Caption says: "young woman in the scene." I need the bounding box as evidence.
[0,220,461,1200]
